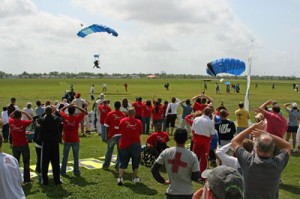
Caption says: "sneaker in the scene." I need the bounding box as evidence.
[117,177,123,186]
[132,177,141,184]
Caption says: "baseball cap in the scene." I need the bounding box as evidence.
[292,103,298,108]
[76,93,81,98]
[205,166,243,199]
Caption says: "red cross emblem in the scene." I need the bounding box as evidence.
[168,152,187,173]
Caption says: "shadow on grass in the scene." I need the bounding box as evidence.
[63,175,97,187]
[280,183,300,195]
[123,182,158,196]
[40,183,70,198]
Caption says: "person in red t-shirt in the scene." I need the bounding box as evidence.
[142,100,152,134]
[60,104,86,176]
[151,101,164,131]
[9,110,32,183]
[146,123,169,153]
[132,97,143,121]
[117,108,142,186]
[103,101,126,169]
[98,100,112,142]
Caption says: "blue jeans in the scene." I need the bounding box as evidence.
[103,135,120,169]
[101,124,107,141]
[142,117,150,134]
[61,142,80,175]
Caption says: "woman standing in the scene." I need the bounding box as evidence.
[284,102,300,152]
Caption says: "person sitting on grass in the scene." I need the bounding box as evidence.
[146,123,169,155]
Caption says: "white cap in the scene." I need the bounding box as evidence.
[292,103,298,108]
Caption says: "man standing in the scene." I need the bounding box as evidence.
[231,123,291,199]
[191,107,215,178]
[103,101,126,169]
[72,93,89,136]
[60,104,86,176]
[9,110,32,183]
[235,102,250,134]
[257,100,288,138]
[90,85,95,100]
[151,128,200,199]
[180,99,193,137]
[215,109,236,147]
[98,99,112,142]
[1,107,9,142]
[117,108,142,185]
[0,133,26,199]
[40,106,62,185]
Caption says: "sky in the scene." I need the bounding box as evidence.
[0,0,299,76]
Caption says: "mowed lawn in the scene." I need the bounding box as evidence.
[1,78,300,199]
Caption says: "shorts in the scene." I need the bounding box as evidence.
[287,126,298,133]
[166,114,177,128]
[119,142,141,170]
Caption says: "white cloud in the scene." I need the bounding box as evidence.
[0,0,256,75]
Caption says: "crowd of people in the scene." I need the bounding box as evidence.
[0,88,299,199]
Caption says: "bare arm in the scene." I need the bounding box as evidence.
[259,99,273,109]
[251,129,292,155]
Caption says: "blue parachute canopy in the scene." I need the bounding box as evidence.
[206,58,246,76]
[77,24,118,38]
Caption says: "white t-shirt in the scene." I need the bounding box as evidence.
[0,152,25,199]
[192,115,215,137]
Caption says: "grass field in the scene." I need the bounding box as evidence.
[1,78,300,199]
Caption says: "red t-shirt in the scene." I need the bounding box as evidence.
[142,104,152,118]
[104,110,126,139]
[193,102,206,112]
[119,117,142,149]
[264,111,288,138]
[132,101,143,117]
[151,106,163,121]
[146,131,169,146]
[98,105,112,124]
[61,112,85,142]
[9,118,31,146]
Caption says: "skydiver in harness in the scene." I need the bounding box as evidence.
[93,54,100,69]
[94,60,100,69]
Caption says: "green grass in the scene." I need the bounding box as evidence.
[1,78,300,198]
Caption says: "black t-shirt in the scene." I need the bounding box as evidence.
[215,119,236,141]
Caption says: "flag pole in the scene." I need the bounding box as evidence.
[244,40,254,112]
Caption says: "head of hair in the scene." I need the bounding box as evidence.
[14,110,22,119]
[155,123,162,131]
[45,100,51,106]
[146,100,151,106]
[122,98,129,108]
[58,104,64,110]
[238,102,244,108]
[272,106,281,113]
[203,107,212,116]
[0,133,3,148]
[27,103,32,109]
[2,107,7,111]
[257,133,275,157]
[36,100,41,106]
[242,139,254,153]
[164,101,168,105]
[171,97,176,103]
[68,106,75,115]
[128,108,136,118]
[157,98,162,103]
[196,98,201,104]
[186,99,191,105]
[10,97,16,103]
[219,109,227,118]
[45,106,52,115]
[137,97,142,102]
[114,101,121,109]
[174,128,188,144]
[201,98,207,104]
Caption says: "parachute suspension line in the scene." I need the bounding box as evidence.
[244,40,254,113]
